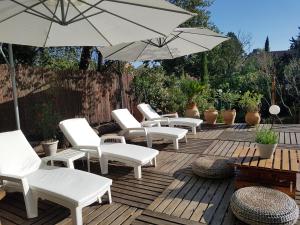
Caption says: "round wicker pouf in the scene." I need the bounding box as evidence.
[230,186,299,225]
[191,156,233,179]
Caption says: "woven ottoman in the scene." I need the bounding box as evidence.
[230,186,299,225]
[191,155,233,179]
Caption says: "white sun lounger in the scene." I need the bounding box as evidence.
[0,130,112,225]
[111,109,188,150]
[137,103,203,134]
[59,118,159,179]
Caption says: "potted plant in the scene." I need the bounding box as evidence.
[255,129,278,158]
[36,102,60,156]
[181,79,204,118]
[219,91,240,125]
[204,106,218,124]
[239,91,263,126]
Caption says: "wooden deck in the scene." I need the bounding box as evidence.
[1,123,300,225]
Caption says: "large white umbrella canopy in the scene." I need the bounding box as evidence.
[0,0,194,129]
[0,0,194,47]
[99,28,229,61]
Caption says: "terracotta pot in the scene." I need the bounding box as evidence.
[42,140,58,156]
[257,143,277,159]
[245,111,261,126]
[222,109,236,125]
[204,110,218,124]
[185,103,200,118]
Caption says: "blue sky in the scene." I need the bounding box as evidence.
[209,0,300,52]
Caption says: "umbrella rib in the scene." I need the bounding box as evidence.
[177,36,210,50]
[39,0,61,23]
[68,0,112,46]
[43,0,59,47]
[76,1,167,37]
[71,11,105,24]
[166,44,174,59]
[104,42,136,58]
[135,42,149,61]
[3,0,57,23]
[67,0,105,24]
[104,0,194,16]
[177,30,228,39]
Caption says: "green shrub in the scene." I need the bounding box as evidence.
[219,91,240,110]
[255,129,278,144]
[239,91,263,112]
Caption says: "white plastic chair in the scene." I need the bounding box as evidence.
[111,108,188,150]
[137,103,203,134]
[59,118,159,179]
[0,130,112,225]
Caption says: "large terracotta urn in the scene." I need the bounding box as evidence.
[204,109,218,124]
[245,111,261,126]
[222,109,236,125]
[185,103,200,118]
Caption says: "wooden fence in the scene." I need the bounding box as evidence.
[0,65,135,137]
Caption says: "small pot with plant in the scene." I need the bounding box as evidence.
[255,129,278,158]
[239,91,263,126]
[204,106,218,124]
[219,91,240,125]
[35,102,60,156]
[181,79,204,118]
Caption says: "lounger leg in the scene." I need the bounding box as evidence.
[107,188,112,204]
[98,196,102,204]
[192,126,196,135]
[22,180,38,218]
[134,166,142,179]
[71,207,82,225]
[66,159,75,169]
[87,153,91,172]
[173,139,179,150]
[185,135,188,143]
[100,157,108,174]
[152,157,157,167]
[147,137,153,148]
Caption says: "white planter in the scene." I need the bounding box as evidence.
[42,140,59,156]
[257,143,277,159]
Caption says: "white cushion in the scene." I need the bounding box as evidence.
[59,118,100,147]
[27,167,112,204]
[169,118,203,126]
[137,103,161,120]
[0,130,41,177]
[147,127,188,139]
[101,143,159,164]
[111,109,142,129]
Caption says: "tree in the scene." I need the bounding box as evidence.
[79,47,92,70]
[201,53,209,84]
[0,44,37,66]
[290,27,300,58]
[264,36,270,52]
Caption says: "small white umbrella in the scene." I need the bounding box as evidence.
[0,0,194,129]
[99,28,229,61]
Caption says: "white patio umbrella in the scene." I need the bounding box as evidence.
[99,28,229,61]
[0,0,195,129]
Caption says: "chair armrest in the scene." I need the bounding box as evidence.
[120,127,148,136]
[0,173,24,183]
[101,135,126,144]
[161,112,178,118]
[141,121,161,127]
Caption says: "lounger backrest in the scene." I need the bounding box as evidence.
[137,103,161,120]
[59,118,100,147]
[111,109,142,129]
[0,130,41,176]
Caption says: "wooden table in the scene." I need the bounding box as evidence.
[229,147,300,198]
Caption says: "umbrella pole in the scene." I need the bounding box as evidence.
[8,44,20,130]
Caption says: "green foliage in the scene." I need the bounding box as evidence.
[201,53,209,84]
[219,91,240,110]
[290,27,300,58]
[239,91,263,112]
[255,129,278,144]
[35,47,80,70]
[33,102,61,140]
[180,79,204,104]
[0,44,37,65]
